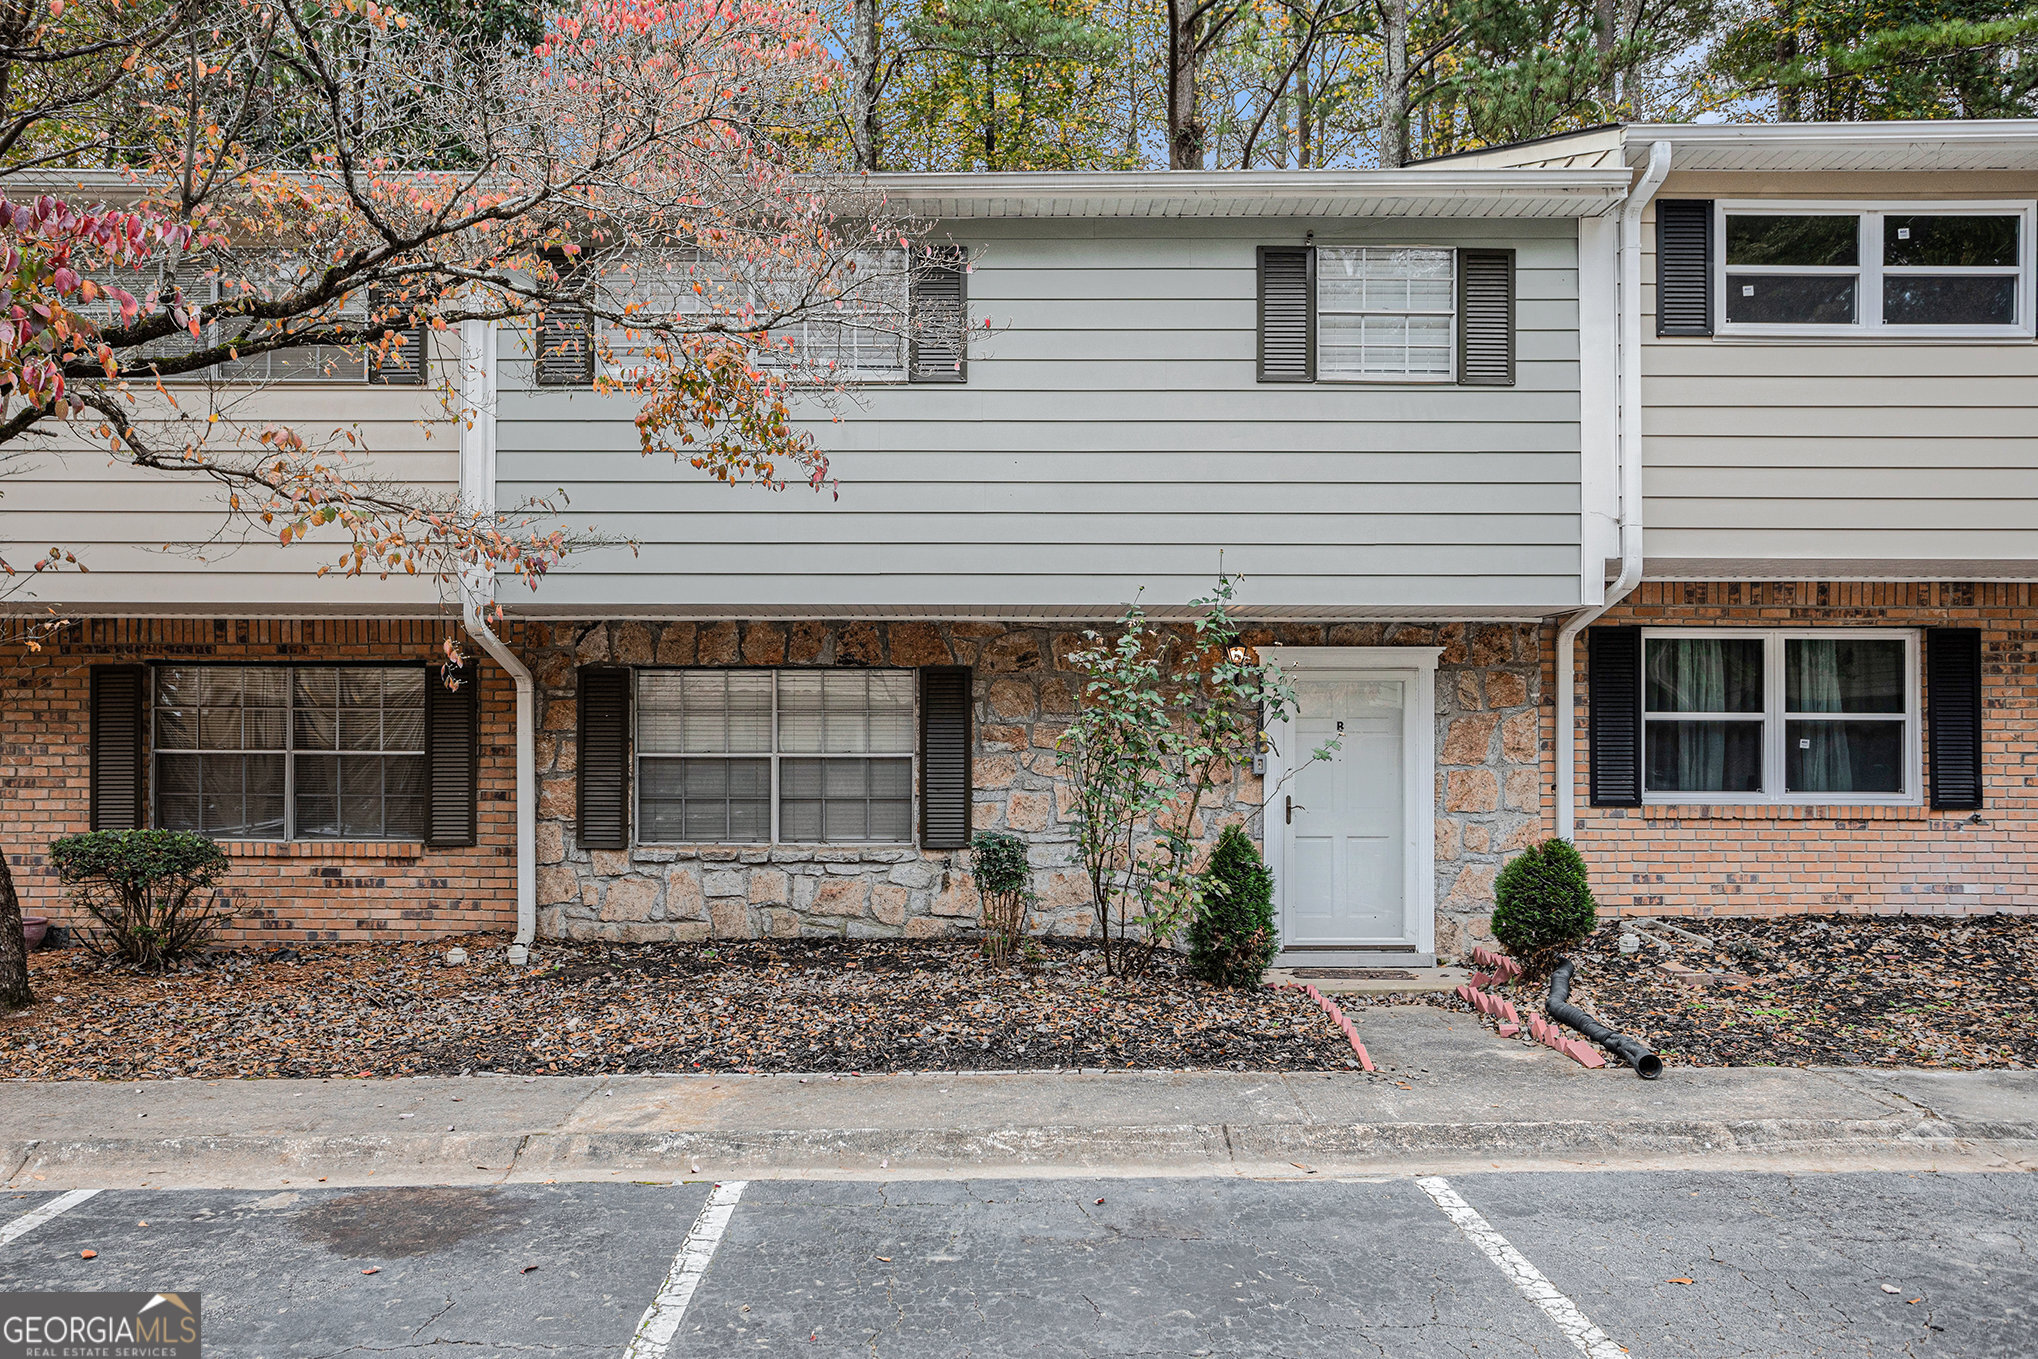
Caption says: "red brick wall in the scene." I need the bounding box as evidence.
[1,619,519,943]
[1563,582,2038,918]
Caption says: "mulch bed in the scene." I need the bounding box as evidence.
[0,938,1362,1081]
[1446,914,2038,1070]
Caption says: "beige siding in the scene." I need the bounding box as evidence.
[498,217,1589,617]
[1,363,460,615]
[1641,170,2038,577]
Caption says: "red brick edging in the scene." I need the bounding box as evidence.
[1460,946,1606,1070]
[1293,983,1376,1072]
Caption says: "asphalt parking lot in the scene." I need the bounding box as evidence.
[2,1171,2029,1357]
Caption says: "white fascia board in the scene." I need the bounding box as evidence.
[870,169,1635,220]
[1614,121,2038,173]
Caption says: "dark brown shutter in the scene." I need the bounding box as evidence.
[1588,627,1642,807]
[910,246,968,383]
[366,288,427,386]
[1656,199,1714,337]
[534,309,594,386]
[577,667,630,850]
[424,663,478,847]
[1927,628,1983,810]
[1457,248,1515,386]
[90,665,147,831]
[1257,246,1314,383]
[919,666,973,850]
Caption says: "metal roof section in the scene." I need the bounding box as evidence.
[867,169,1636,219]
[1427,120,2038,174]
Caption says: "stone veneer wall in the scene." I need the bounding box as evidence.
[524,618,1544,956]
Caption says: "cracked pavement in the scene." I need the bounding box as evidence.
[3,1172,2031,1357]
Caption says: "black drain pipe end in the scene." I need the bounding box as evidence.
[1547,958,1662,1079]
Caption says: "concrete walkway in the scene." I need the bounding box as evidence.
[5,1006,2034,1188]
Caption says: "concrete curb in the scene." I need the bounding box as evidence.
[8,1115,2036,1186]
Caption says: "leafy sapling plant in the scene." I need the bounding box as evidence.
[48,830,236,971]
[970,830,1033,967]
[1059,574,1334,978]
[1188,823,1278,988]
[1489,837,1599,972]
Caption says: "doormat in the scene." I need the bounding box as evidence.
[1290,968,1418,980]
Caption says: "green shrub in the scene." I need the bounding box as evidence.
[1187,823,1277,988]
[970,831,1032,966]
[48,830,235,970]
[1489,838,1597,967]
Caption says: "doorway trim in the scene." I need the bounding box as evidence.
[1258,646,1441,959]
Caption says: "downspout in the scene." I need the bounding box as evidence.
[1555,139,1671,842]
[455,319,537,966]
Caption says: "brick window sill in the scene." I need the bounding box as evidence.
[216,840,426,860]
[1607,804,1936,822]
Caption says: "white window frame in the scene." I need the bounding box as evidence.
[1640,628,1922,807]
[632,668,919,846]
[89,256,417,384]
[1715,201,2036,340]
[1315,244,1458,384]
[599,250,912,386]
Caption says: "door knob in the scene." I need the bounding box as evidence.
[1286,795,1305,825]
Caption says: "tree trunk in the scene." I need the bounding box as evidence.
[1377,0,1410,167]
[849,0,882,170]
[1124,0,1140,161]
[983,54,997,170]
[0,849,33,1012]
[1165,0,1204,169]
[1298,52,1314,169]
[1594,0,1617,111]
[1774,0,1800,122]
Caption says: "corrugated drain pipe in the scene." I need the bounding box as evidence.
[456,320,537,966]
[1555,140,1671,842]
[1547,958,1661,1078]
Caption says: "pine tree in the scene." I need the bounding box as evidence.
[1188,823,1279,988]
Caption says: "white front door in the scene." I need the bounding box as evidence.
[1262,650,1437,956]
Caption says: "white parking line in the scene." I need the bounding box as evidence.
[1417,1176,1628,1359]
[621,1180,747,1359]
[2,1189,102,1246]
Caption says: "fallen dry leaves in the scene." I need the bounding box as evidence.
[1444,915,2037,1070]
[2,938,1362,1080]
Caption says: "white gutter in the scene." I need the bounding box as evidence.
[1555,139,1670,843]
[455,319,537,966]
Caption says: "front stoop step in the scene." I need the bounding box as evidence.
[1265,963,1467,997]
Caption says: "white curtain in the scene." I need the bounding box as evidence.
[1650,639,1729,789]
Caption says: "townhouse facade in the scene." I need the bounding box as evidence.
[5,122,2034,963]
[1448,123,2038,924]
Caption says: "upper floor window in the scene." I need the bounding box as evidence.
[1258,244,1514,386]
[1716,203,2034,337]
[86,259,427,384]
[635,668,916,844]
[539,247,967,388]
[153,665,428,840]
[1317,247,1456,381]
[1641,630,1919,805]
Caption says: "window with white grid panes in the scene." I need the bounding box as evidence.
[152,665,427,839]
[1316,246,1457,381]
[635,669,916,844]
